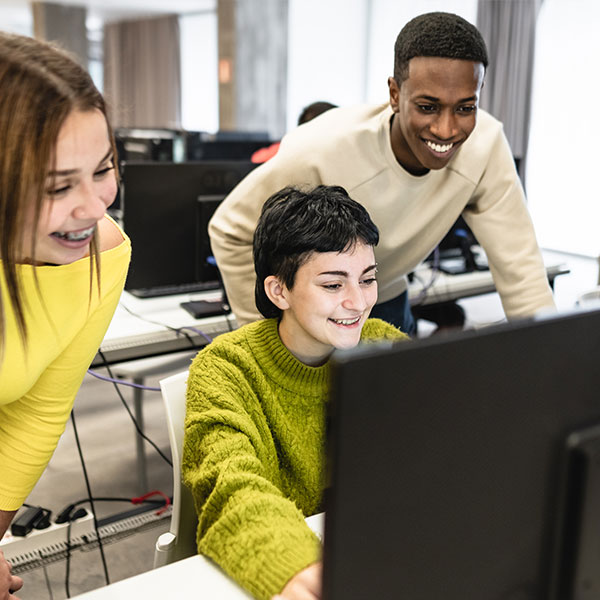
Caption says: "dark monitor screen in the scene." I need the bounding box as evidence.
[121,161,255,296]
[115,135,174,162]
[186,131,272,161]
[324,308,600,600]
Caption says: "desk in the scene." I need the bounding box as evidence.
[408,252,569,306]
[92,289,237,367]
[70,513,324,599]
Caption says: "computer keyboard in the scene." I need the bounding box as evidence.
[127,280,221,298]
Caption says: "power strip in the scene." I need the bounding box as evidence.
[0,506,171,573]
[0,513,96,566]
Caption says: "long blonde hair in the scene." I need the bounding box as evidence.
[0,32,116,353]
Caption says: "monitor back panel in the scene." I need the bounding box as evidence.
[324,309,600,600]
[121,161,255,294]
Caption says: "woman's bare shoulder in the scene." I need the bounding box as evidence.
[97,215,125,252]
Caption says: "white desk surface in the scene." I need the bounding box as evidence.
[103,289,233,341]
[70,513,324,599]
[71,553,253,599]
[408,250,568,306]
[93,289,237,365]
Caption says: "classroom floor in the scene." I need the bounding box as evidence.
[8,250,599,600]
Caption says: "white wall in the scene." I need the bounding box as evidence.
[365,0,478,104]
[526,0,600,257]
[286,0,477,131]
[286,0,369,130]
[180,11,219,133]
[0,2,32,36]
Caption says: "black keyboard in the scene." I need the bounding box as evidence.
[128,280,221,298]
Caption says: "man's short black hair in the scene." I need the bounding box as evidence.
[394,12,488,84]
[253,185,379,319]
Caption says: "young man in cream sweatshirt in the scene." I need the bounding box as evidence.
[209,12,555,335]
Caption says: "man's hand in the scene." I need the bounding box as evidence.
[272,561,322,600]
[0,550,23,600]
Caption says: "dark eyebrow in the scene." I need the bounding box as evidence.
[47,147,113,177]
[318,264,378,277]
[416,94,477,104]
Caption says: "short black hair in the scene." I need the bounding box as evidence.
[393,12,488,84]
[297,101,337,125]
[253,185,379,319]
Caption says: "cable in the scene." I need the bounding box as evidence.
[57,496,168,519]
[61,492,170,596]
[42,562,55,600]
[118,302,204,348]
[177,325,212,345]
[131,490,171,516]
[65,517,73,598]
[69,410,110,593]
[98,350,172,467]
[86,369,160,391]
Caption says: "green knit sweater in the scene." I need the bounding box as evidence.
[182,317,407,599]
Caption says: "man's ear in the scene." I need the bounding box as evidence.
[264,275,290,311]
[388,76,400,113]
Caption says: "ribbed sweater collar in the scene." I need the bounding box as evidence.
[244,319,330,397]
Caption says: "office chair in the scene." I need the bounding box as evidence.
[154,370,199,568]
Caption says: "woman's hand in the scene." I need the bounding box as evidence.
[0,550,23,600]
[272,561,322,600]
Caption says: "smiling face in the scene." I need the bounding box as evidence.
[265,240,378,366]
[21,108,116,265]
[388,56,485,175]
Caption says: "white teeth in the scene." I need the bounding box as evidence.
[331,317,360,326]
[53,225,96,241]
[426,140,453,153]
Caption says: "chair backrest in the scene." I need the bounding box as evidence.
[155,370,198,566]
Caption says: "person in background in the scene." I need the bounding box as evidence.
[183,185,407,600]
[210,12,555,335]
[0,32,131,597]
[251,101,338,163]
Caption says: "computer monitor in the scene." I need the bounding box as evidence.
[115,128,182,162]
[196,194,226,285]
[324,308,600,600]
[121,161,256,297]
[186,131,272,161]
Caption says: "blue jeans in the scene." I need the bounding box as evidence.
[370,290,416,337]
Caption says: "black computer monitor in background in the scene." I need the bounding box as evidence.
[121,161,256,296]
[115,129,179,162]
[324,308,600,600]
[186,130,272,161]
[196,194,226,285]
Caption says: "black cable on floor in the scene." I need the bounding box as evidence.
[69,411,110,596]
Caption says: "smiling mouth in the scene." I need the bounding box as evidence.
[425,140,454,154]
[329,316,361,326]
[51,224,96,242]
